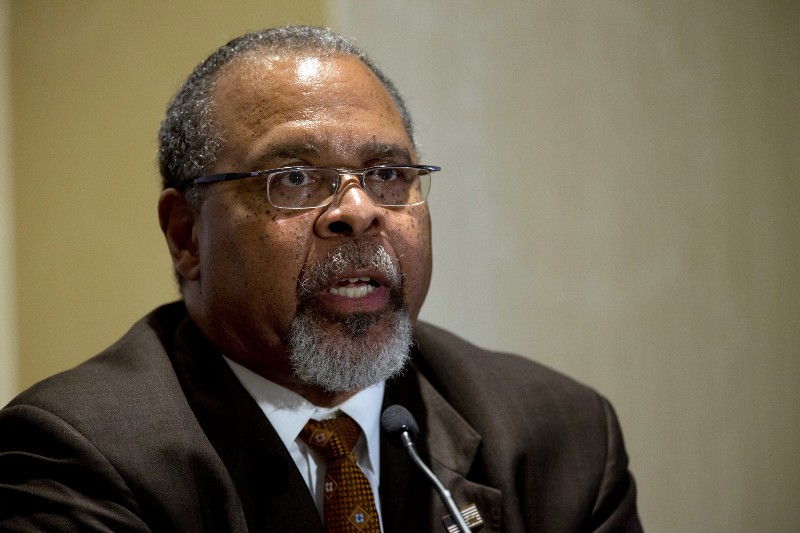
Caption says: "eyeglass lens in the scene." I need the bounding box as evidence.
[267,167,430,209]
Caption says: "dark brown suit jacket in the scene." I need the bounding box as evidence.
[0,302,642,532]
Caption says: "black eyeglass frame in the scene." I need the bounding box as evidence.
[192,164,441,209]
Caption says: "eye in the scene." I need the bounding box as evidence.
[275,169,317,188]
[372,167,401,182]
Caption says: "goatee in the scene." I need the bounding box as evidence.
[289,241,413,392]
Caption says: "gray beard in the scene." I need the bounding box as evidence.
[289,307,412,392]
[288,241,414,393]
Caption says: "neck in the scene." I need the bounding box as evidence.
[293,384,359,407]
[227,352,360,407]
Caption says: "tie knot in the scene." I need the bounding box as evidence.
[300,415,362,461]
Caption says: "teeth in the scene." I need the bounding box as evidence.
[329,284,376,299]
[346,277,371,282]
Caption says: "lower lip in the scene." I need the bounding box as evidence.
[317,285,391,313]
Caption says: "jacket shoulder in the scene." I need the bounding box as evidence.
[409,322,641,532]
[412,320,602,406]
[0,302,240,531]
[7,302,187,415]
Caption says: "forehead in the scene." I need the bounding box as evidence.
[210,52,413,166]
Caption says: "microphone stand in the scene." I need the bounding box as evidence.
[398,430,472,533]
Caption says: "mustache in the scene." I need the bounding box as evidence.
[298,240,402,300]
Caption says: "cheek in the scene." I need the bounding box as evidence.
[392,210,432,315]
[202,199,315,306]
[229,185,315,264]
[249,216,316,288]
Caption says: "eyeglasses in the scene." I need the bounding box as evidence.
[193,164,440,209]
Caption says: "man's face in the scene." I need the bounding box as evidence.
[184,53,432,394]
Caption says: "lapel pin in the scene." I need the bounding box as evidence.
[443,503,484,532]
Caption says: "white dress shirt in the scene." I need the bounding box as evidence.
[223,356,385,528]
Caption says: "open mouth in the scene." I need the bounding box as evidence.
[327,277,381,299]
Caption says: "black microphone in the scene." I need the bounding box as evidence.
[381,405,471,533]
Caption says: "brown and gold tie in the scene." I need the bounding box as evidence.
[300,415,381,532]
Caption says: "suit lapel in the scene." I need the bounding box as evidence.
[381,359,502,533]
[166,313,502,532]
[171,317,324,533]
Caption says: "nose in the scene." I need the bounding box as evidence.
[313,175,386,238]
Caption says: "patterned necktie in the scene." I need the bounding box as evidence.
[300,415,381,532]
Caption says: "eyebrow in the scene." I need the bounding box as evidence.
[248,139,413,169]
[357,140,412,163]
[249,141,321,168]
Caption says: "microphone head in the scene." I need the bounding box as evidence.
[380,404,420,446]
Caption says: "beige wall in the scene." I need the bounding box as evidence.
[8,0,326,391]
[0,0,16,406]
[4,1,799,531]
[331,1,800,531]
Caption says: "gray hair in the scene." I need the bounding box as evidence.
[157,25,415,204]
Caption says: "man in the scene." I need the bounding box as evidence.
[0,26,642,532]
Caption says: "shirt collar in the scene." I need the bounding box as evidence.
[223,356,385,475]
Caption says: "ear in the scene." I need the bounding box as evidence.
[158,189,201,281]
